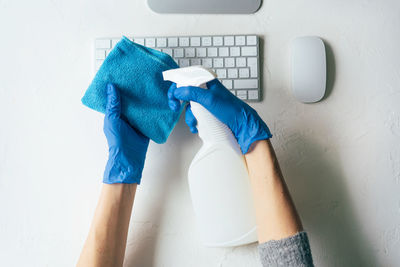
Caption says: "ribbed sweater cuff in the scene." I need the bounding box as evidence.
[258,231,314,267]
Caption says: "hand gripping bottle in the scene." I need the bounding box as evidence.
[163,66,257,247]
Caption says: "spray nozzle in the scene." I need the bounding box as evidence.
[162,66,217,88]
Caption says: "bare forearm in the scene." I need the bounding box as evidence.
[245,140,302,243]
[77,184,137,267]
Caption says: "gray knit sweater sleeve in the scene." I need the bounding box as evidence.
[258,231,314,267]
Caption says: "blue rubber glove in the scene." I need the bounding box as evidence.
[103,83,149,184]
[168,79,272,154]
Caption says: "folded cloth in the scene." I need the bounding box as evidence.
[82,36,182,144]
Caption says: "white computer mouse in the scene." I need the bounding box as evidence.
[291,36,326,103]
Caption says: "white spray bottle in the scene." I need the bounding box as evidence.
[163,66,257,247]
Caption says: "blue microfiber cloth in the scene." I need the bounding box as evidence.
[82,36,182,144]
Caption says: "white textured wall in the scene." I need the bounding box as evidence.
[1,0,399,266]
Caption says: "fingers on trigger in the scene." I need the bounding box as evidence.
[185,104,198,133]
[167,83,181,111]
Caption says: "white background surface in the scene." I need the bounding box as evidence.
[1,0,400,266]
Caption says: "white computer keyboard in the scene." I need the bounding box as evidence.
[94,35,261,101]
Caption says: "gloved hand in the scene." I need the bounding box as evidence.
[103,83,149,184]
[168,79,272,154]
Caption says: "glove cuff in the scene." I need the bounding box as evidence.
[103,148,144,184]
[237,110,272,154]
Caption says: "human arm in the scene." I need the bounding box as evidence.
[77,83,149,267]
[77,184,136,267]
[168,79,313,266]
[246,140,313,266]
[245,139,302,242]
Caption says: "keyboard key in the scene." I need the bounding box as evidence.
[235,36,246,46]
[207,47,218,57]
[105,49,111,56]
[230,47,240,57]
[248,90,259,100]
[236,57,246,67]
[247,57,258,77]
[156,38,167,47]
[96,39,110,49]
[239,68,250,78]
[162,48,173,57]
[134,38,145,45]
[202,37,212,46]
[185,48,195,57]
[247,36,257,45]
[95,50,106,59]
[222,79,233,89]
[228,68,238,78]
[229,90,236,96]
[145,38,156,47]
[224,36,234,46]
[196,48,207,57]
[224,58,235,68]
[190,58,201,65]
[201,58,213,68]
[174,48,184,58]
[213,58,224,68]
[179,59,190,67]
[179,37,189,47]
[213,36,223,46]
[241,46,257,56]
[168,37,178,47]
[234,79,258,89]
[190,37,201,46]
[237,90,247,100]
[216,69,227,79]
[219,47,229,57]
